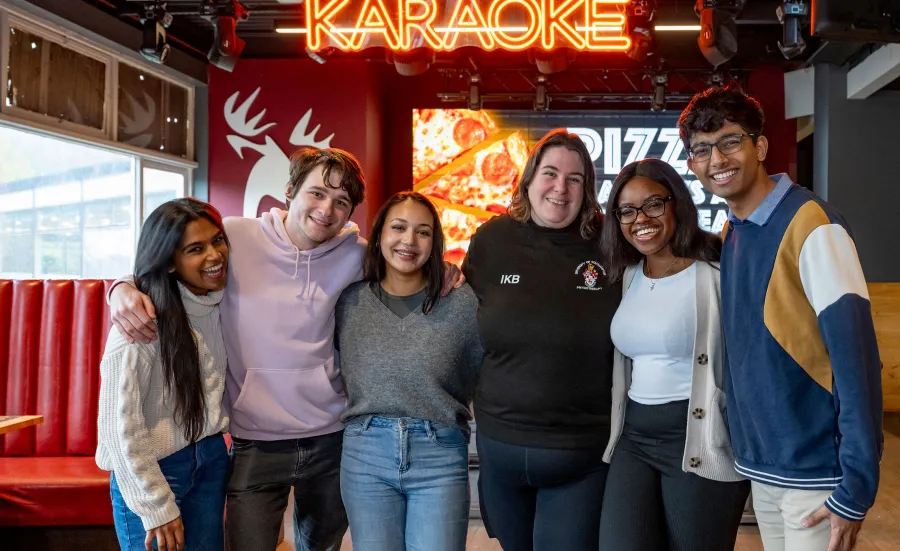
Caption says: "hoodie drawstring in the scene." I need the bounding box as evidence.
[291,249,314,299]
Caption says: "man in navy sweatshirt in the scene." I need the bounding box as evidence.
[678,87,882,551]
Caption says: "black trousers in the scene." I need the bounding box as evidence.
[225,431,348,551]
[476,432,609,551]
[598,399,750,551]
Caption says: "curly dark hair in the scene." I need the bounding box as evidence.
[600,159,721,283]
[677,86,765,151]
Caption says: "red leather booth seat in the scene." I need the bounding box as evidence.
[0,279,114,526]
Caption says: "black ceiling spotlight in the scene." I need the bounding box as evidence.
[139,2,173,64]
[387,48,435,76]
[468,74,482,111]
[534,74,550,111]
[694,0,746,67]
[529,48,578,74]
[776,1,810,59]
[650,73,668,112]
[199,0,249,72]
[625,0,657,62]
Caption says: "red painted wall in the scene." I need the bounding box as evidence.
[207,58,383,231]
[747,68,797,180]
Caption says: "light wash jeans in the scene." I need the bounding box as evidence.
[340,416,470,551]
[110,434,228,551]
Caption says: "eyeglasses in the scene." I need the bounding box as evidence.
[614,196,672,224]
[688,133,757,162]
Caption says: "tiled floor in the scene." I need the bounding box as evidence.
[277,415,900,551]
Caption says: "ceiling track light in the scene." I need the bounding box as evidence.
[468,74,482,111]
[534,74,550,111]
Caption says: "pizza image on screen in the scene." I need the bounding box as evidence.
[433,204,493,267]
[413,109,530,265]
[413,109,497,184]
[418,132,529,214]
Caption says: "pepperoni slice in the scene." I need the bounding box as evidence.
[481,152,517,187]
[453,118,487,150]
[453,160,476,177]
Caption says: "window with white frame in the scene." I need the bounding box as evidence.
[0,5,196,279]
[0,124,189,279]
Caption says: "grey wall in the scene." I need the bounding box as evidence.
[814,63,900,282]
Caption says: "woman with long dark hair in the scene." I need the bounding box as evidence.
[462,129,619,551]
[96,197,231,551]
[336,191,482,551]
[598,158,750,550]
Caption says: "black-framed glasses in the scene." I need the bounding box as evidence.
[688,133,757,162]
[614,196,673,224]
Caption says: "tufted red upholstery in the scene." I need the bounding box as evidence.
[0,279,114,526]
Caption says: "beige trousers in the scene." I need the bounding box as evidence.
[751,481,833,551]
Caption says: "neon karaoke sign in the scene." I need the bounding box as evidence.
[303,0,632,52]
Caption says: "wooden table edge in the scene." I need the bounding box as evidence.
[0,415,44,435]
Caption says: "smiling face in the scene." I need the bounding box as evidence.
[688,120,769,206]
[616,176,677,257]
[527,145,586,229]
[172,217,229,295]
[378,199,435,279]
[284,165,354,251]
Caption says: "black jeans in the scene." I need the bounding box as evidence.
[476,433,609,551]
[598,399,750,551]
[225,431,348,551]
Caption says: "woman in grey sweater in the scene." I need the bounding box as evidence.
[335,191,482,551]
[597,159,750,550]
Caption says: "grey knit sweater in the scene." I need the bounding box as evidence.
[335,281,482,432]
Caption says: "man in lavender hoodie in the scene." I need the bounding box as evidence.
[109,148,461,551]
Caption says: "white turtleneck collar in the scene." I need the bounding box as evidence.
[177,280,224,317]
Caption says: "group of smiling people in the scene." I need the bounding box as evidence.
[96,85,881,551]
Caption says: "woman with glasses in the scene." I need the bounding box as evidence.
[597,158,750,551]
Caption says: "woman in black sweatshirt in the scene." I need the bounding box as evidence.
[462,129,620,551]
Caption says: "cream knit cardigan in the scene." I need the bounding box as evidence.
[96,281,229,529]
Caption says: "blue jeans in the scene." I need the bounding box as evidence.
[340,416,470,551]
[110,434,229,551]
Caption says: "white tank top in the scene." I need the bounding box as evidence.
[610,261,697,405]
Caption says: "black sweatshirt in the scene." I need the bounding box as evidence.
[462,215,619,450]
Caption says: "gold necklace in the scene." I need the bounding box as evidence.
[647,257,679,291]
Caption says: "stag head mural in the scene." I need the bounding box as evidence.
[224,87,335,218]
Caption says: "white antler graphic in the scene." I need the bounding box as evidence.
[290,109,334,148]
[225,88,277,159]
[225,88,275,137]
[223,87,337,218]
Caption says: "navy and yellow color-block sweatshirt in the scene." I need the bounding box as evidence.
[721,175,883,521]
